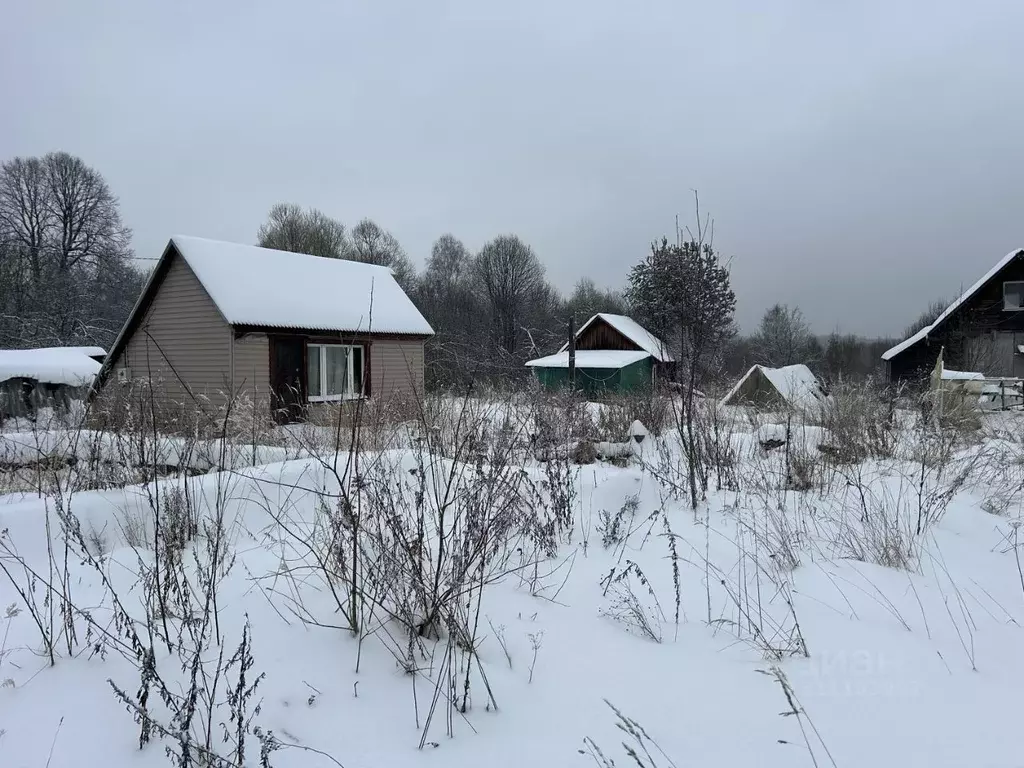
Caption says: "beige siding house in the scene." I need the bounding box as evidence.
[94,236,433,423]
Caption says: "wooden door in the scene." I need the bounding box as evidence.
[269,336,305,424]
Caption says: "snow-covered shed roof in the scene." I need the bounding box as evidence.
[720,364,827,411]
[526,350,651,369]
[0,348,102,386]
[36,346,106,359]
[940,369,984,381]
[558,314,674,362]
[169,236,433,335]
[882,248,1024,361]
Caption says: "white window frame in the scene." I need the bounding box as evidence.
[306,343,365,402]
[1004,281,1024,311]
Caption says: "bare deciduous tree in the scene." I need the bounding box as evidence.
[44,153,131,270]
[417,234,485,387]
[426,233,470,287]
[474,234,547,357]
[350,218,415,289]
[257,203,349,259]
[750,304,819,368]
[0,157,49,283]
[566,277,627,322]
[0,151,140,348]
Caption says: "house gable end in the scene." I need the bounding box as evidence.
[884,249,1024,378]
[93,244,231,397]
[574,316,644,353]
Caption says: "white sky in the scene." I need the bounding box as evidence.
[4,0,1023,336]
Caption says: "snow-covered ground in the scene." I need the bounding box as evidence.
[1,403,1023,768]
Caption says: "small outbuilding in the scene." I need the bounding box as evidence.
[526,314,673,395]
[526,350,653,395]
[720,364,828,412]
[0,347,104,420]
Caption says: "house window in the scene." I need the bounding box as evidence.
[306,344,365,401]
[1004,281,1024,311]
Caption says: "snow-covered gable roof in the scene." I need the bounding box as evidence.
[882,248,1024,361]
[720,364,827,411]
[170,236,433,335]
[0,348,102,386]
[558,314,673,362]
[526,350,651,369]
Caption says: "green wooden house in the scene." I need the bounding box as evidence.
[526,313,674,395]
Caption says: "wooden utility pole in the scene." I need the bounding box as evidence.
[568,314,576,389]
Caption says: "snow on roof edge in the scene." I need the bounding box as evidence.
[718,365,759,408]
[882,248,1024,361]
[882,323,931,360]
[35,346,106,358]
[940,369,985,381]
[526,350,651,368]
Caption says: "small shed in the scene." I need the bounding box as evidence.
[559,314,675,378]
[526,350,653,395]
[527,313,673,394]
[720,364,828,412]
[0,347,104,420]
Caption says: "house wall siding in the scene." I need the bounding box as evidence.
[370,340,424,401]
[232,332,271,406]
[107,252,231,410]
[231,333,424,420]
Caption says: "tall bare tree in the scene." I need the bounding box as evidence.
[0,151,140,348]
[426,233,470,286]
[565,277,627,322]
[45,153,131,271]
[473,234,547,357]
[0,157,49,284]
[750,304,819,368]
[257,203,349,258]
[416,234,485,387]
[350,218,415,289]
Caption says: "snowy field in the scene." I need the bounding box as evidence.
[1,396,1023,768]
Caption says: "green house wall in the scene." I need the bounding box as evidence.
[532,357,653,395]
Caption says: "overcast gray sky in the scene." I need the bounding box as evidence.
[3,0,1022,337]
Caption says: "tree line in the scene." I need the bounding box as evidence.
[0,151,899,388]
[257,203,898,388]
[256,203,630,388]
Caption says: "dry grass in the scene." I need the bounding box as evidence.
[594,389,670,441]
